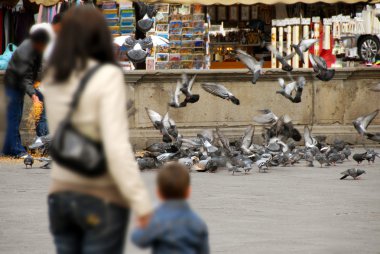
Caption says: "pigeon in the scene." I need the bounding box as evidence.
[276,76,306,103]
[315,153,328,167]
[266,45,296,72]
[304,150,314,167]
[366,149,380,163]
[255,111,301,143]
[353,152,367,164]
[328,152,341,166]
[36,157,52,169]
[24,155,34,168]
[169,80,185,108]
[124,37,153,63]
[215,127,232,154]
[180,73,200,105]
[342,146,352,160]
[240,125,255,155]
[201,83,240,105]
[256,153,272,172]
[156,152,179,163]
[304,126,318,148]
[236,49,264,84]
[365,133,380,143]
[178,156,199,170]
[191,158,219,173]
[292,38,318,64]
[197,134,218,153]
[340,168,366,180]
[145,108,178,143]
[137,157,158,170]
[309,54,335,81]
[352,109,379,136]
[135,1,158,33]
[253,109,279,125]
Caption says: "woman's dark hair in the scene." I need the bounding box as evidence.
[49,6,116,82]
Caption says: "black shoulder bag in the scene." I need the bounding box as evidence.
[50,64,106,177]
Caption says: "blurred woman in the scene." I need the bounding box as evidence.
[43,6,152,254]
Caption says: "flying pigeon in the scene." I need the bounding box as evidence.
[352,109,379,136]
[145,108,178,143]
[180,73,200,104]
[201,83,240,105]
[236,49,264,84]
[197,134,218,153]
[266,45,296,72]
[292,38,318,64]
[24,155,34,168]
[340,168,366,180]
[215,127,232,154]
[276,76,306,103]
[309,54,335,81]
[253,109,279,125]
[240,125,255,155]
[124,37,153,63]
[304,126,318,148]
[169,80,185,108]
[135,1,158,33]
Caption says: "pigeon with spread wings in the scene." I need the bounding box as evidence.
[124,37,153,63]
[276,76,306,103]
[353,109,379,136]
[135,1,158,33]
[145,108,178,143]
[201,83,240,105]
[180,73,200,104]
[267,45,295,72]
[169,80,185,108]
[236,49,264,84]
[292,38,318,64]
[309,54,335,82]
[353,109,380,143]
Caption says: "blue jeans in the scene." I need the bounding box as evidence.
[2,87,26,156]
[48,192,129,254]
[35,89,48,137]
[2,87,49,156]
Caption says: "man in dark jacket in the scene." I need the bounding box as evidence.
[2,28,50,158]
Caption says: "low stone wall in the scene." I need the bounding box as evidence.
[1,68,379,149]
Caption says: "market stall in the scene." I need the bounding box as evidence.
[1,0,380,147]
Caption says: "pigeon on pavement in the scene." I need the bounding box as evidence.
[340,168,366,180]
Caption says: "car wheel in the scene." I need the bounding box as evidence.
[358,35,380,61]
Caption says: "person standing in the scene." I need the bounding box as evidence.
[2,26,51,158]
[43,6,152,253]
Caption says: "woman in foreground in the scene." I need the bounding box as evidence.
[43,6,152,253]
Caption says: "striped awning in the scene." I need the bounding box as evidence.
[145,0,365,5]
[28,0,60,6]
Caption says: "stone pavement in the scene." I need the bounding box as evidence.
[0,153,380,254]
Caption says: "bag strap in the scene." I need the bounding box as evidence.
[66,64,103,120]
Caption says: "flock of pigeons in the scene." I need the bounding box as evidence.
[23,3,378,182]
[139,99,378,179]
